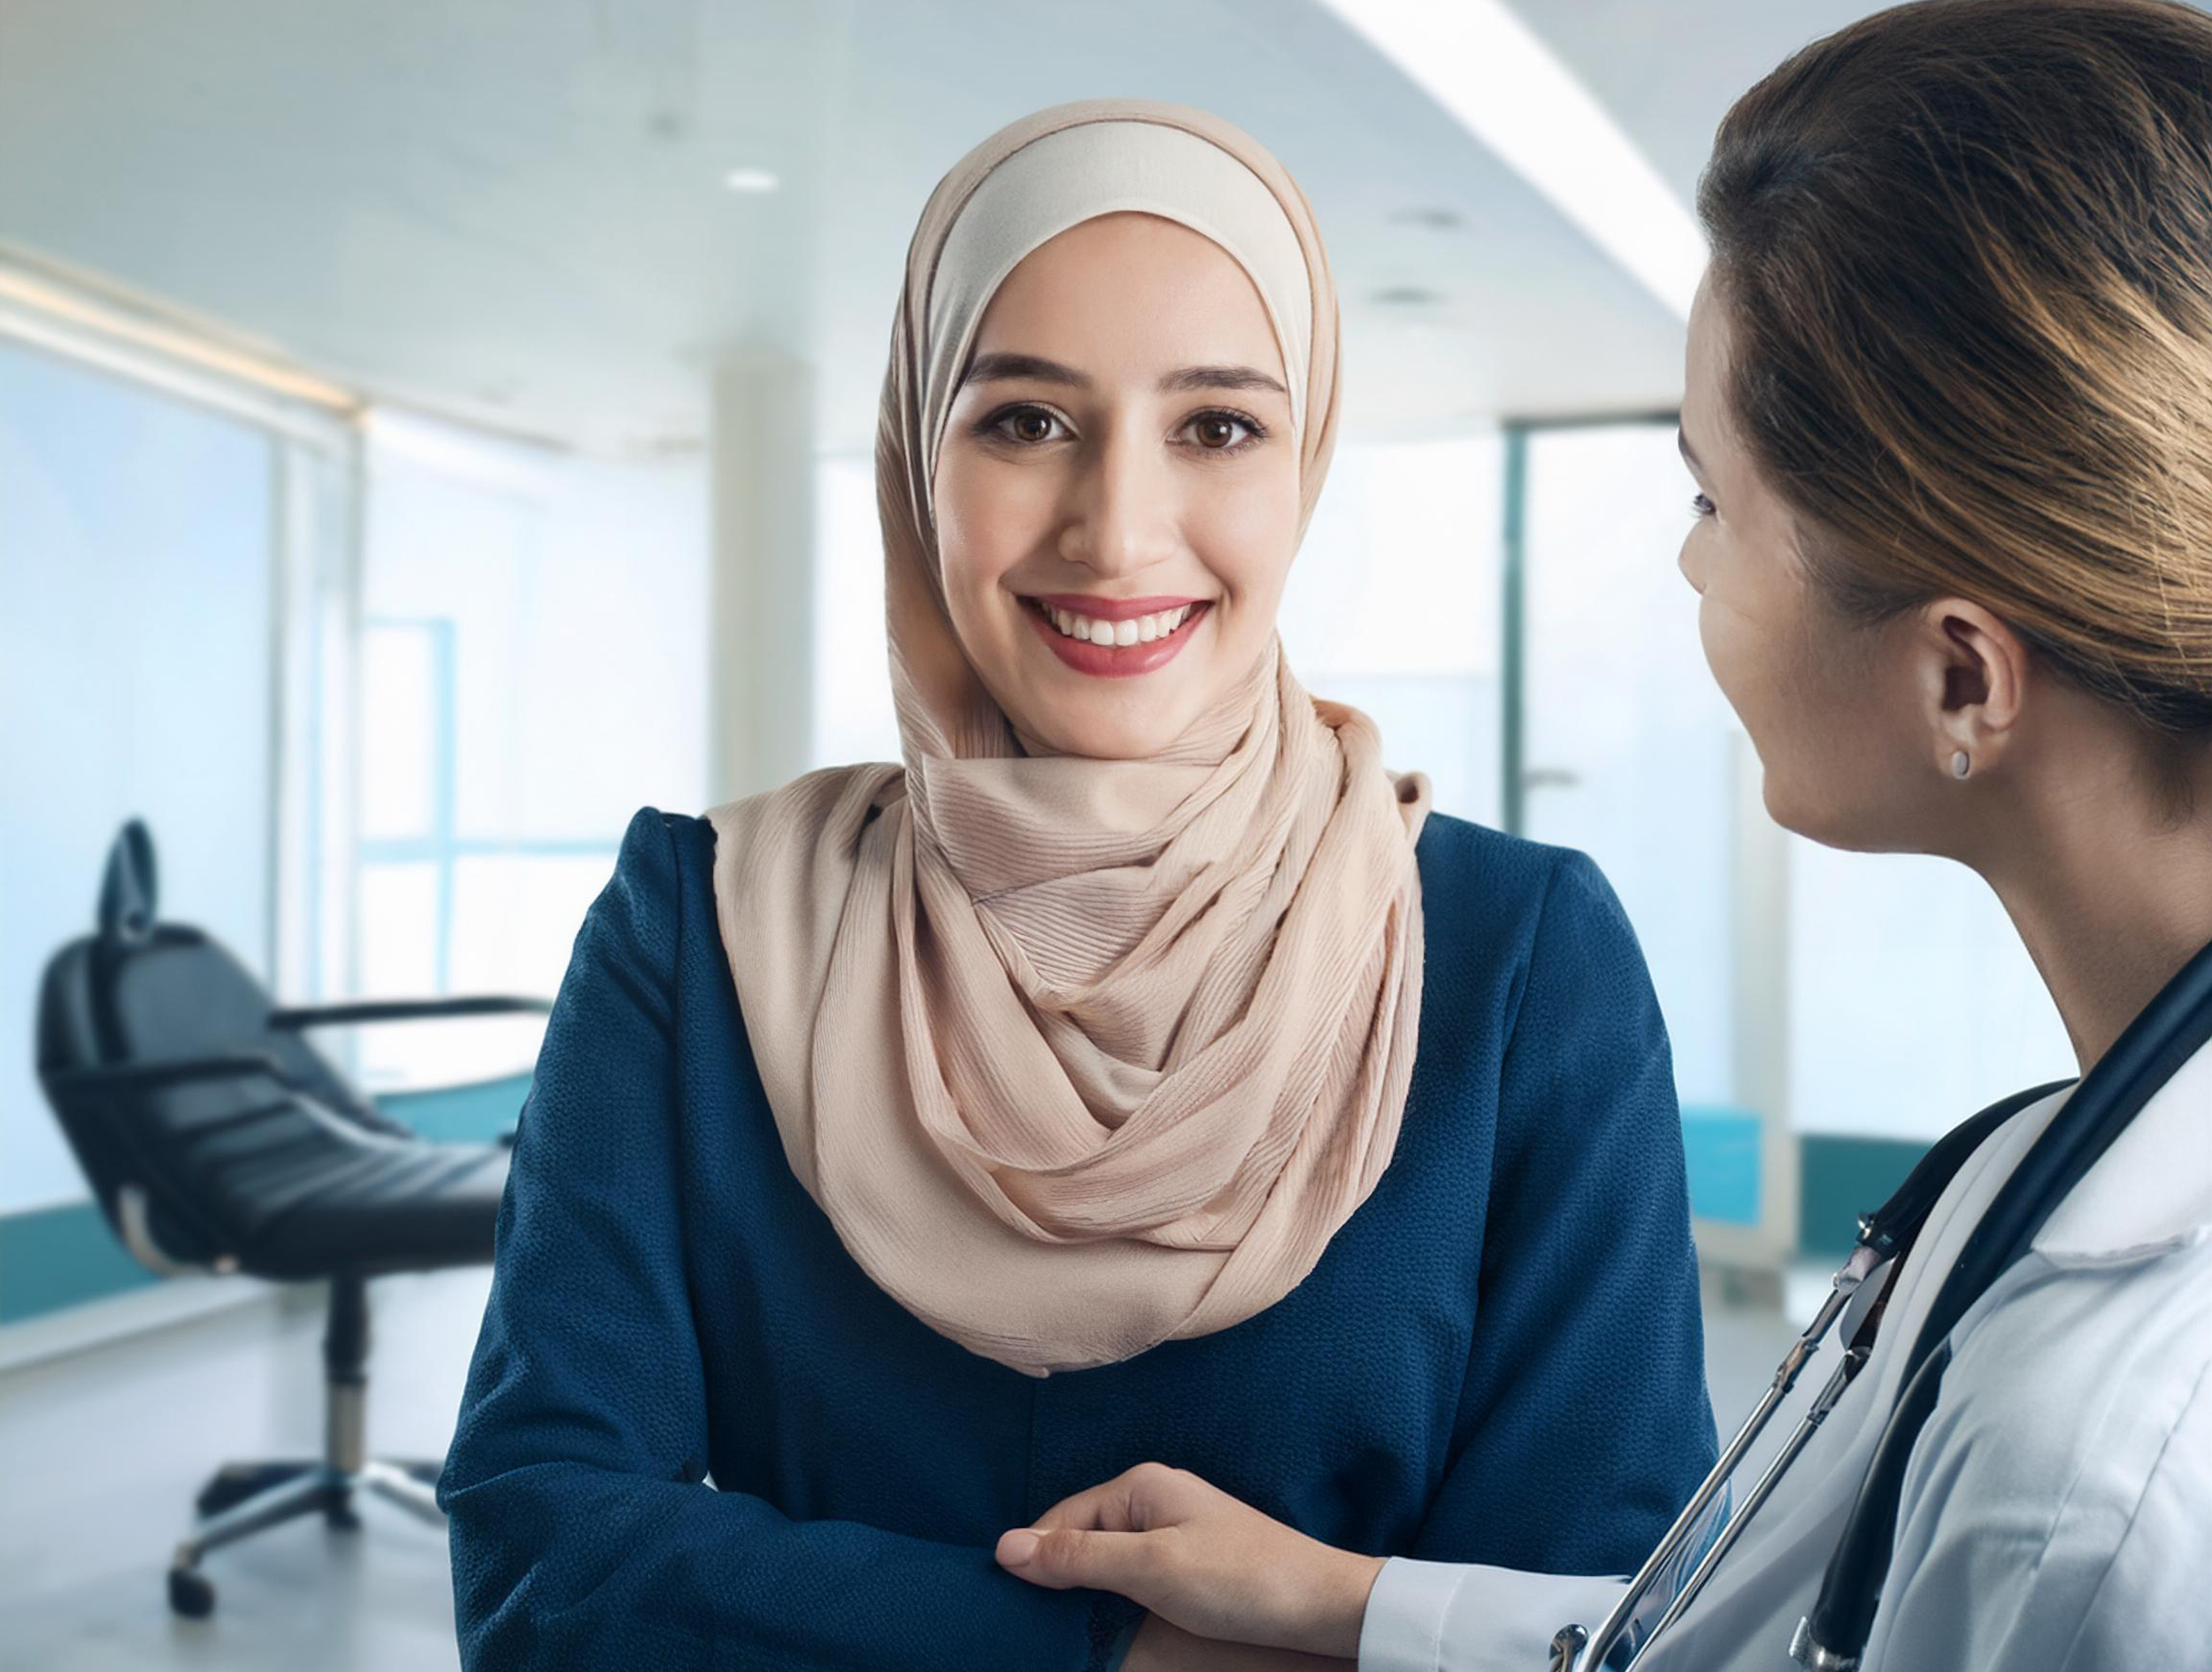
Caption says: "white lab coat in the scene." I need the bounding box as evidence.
[1359,1035,2212,1672]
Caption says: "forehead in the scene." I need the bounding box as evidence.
[972,212,1285,378]
[1680,273,1738,465]
[1683,277,1722,410]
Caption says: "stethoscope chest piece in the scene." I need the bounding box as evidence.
[1548,1625,1588,1671]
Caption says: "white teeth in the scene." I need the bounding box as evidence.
[1040,602,1200,643]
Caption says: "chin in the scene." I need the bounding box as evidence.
[1759,770,1831,844]
[1761,772,1897,856]
[1022,686,1200,760]
[1039,717,1179,760]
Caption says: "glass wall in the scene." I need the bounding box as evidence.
[813,454,899,768]
[1788,848,2072,1139]
[352,416,711,1091]
[1284,436,1505,828]
[1515,419,1760,1231]
[0,341,280,1216]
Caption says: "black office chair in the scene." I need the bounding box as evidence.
[33,818,548,1620]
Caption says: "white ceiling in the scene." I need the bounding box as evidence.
[1514,0,1881,203]
[0,0,1897,456]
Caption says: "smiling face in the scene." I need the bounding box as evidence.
[1676,274,1950,852]
[929,212,1303,759]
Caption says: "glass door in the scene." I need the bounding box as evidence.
[1509,416,1785,1254]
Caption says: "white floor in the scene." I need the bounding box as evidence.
[0,1268,492,1672]
[0,1266,1796,1671]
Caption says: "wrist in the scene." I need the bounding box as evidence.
[1296,1548,1387,1660]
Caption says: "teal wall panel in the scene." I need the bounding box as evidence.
[1681,1104,1762,1226]
[0,1198,160,1322]
[1798,1133,1931,1256]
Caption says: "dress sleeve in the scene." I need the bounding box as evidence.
[1359,850,1717,1668]
[439,808,1136,1672]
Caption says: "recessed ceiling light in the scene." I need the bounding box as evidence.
[723,167,780,193]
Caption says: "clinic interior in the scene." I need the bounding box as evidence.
[0,1,2083,1666]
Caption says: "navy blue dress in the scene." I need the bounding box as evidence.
[441,806,1716,1671]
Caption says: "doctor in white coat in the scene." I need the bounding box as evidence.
[991,2,2212,1668]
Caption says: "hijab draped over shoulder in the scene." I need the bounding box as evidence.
[707,99,1431,1377]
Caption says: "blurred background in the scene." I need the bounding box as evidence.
[0,1,2079,1666]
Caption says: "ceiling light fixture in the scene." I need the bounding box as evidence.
[723,167,780,193]
[1317,0,1703,320]
[0,265,358,411]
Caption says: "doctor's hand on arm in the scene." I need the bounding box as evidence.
[998,1462,1378,1668]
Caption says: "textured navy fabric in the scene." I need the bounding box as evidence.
[441,806,1717,1670]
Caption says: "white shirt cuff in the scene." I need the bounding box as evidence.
[1358,1557,1632,1672]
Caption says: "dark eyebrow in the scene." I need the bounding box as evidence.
[1158,364,1289,398]
[1676,425,1703,472]
[961,352,1091,389]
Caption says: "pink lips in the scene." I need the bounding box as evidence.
[1023,595,1213,678]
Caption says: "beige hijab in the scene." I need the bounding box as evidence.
[707,99,1431,1377]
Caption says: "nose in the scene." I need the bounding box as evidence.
[1057,421,1177,577]
[1677,533,1706,595]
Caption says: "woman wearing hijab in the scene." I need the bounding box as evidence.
[992,6,2212,1670]
[441,100,1716,1672]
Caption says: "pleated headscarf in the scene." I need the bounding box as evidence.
[707,99,1431,1376]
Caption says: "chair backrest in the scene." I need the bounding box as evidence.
[34,819,385,1263]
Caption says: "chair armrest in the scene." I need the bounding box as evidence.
[41,1052,298,1097]
[266,995,554,1029]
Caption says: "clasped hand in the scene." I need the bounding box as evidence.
[994,1462,1384,1668]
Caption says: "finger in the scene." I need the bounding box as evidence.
[1025,1480,1127,1533]
[1029,1460,1180,1532]
[994,1525,1163,1598]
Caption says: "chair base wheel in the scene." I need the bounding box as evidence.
[169,1566,215,1618]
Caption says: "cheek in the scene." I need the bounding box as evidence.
[1693,540,1823,758]
[1691,557,1765,717]
[1191,467,1301,615]
[932,455,1045,614]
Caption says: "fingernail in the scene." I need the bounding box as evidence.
[999,1530,1041,1566]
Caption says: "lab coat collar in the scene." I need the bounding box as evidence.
[2030,1035,2211,1263]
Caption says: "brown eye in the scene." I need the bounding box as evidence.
[1185,411,1258,451]
[992,406,1064,444]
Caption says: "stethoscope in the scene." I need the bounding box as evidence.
[1550,933,2212,1672]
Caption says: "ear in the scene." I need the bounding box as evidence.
[1912,597,2030,776]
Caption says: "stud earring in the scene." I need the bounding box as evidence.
[1951,750,1972,779]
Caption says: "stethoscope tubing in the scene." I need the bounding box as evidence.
[1800,934,2212,1668]
[1551,1078,2067,1672]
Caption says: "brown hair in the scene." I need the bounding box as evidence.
[1698,0,2212,733]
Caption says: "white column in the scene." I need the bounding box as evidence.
[709,354,818,801]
